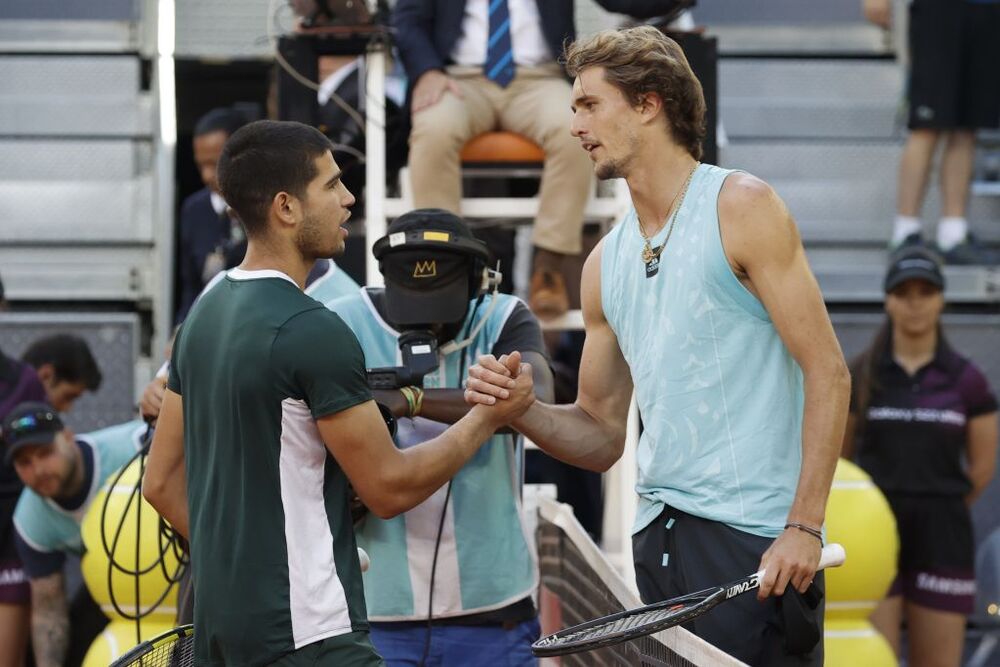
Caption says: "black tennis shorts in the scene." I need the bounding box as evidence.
[633,504,824,666]
[907,0,1000,130]
[884,493,975,614]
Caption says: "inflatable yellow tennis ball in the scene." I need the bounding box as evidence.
[824,458,898,620]
[81,619,174,667]
[80,458,182,622]
[825,618,897,667]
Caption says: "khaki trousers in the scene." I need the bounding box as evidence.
[407,64,593,255]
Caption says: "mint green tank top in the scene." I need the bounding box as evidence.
[602,164,804,538]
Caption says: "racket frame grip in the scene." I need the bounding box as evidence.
[818,543,846,570]
[756,542,846,580]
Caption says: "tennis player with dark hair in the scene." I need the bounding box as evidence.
[466,26,850,664]
[143,120,535,666]
[844,248,998,666]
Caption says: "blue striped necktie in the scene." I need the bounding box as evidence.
[485,0,514,87]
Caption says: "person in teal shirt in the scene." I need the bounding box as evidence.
[3,403,145,667]
[327,209,553,666]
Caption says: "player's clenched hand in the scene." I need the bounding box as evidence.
[756,528,821,600]
[466,352,535,418]
[465,353,518,405]
[483,351,535,424]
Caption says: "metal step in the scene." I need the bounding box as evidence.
[0,56,151,136]
[0,179,153,242]
[0,246,158,301]
[720,141,902,181]
[719,59,903,140]
[0,20,139,53]
[707,25,890,56]
[0,139,149,180]
[722,101,901,140]
[722,143,1000,238]
[817,265,1000,304]
[721,59,901,100]
[0,0,141,52]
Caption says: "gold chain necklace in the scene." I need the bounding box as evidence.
[638,162,700,264]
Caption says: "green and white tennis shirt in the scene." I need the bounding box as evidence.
[169,268,373,666]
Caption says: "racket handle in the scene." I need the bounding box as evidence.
[818,543,846,570]
[358,547,371,573]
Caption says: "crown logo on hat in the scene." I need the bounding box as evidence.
[413,260,437,278]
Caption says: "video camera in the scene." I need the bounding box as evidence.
[364,210,502,391]
[365,330,440,389]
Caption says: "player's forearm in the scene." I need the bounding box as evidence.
[417,389,472,424]
[377,405,502,515]
[373,388,469,423]
[787,361,851,528]
[31,590,69,667]
[514,401,626,472]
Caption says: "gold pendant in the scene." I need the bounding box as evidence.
[642,243,654,264]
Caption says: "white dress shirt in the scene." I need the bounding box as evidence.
[450,0,553,67]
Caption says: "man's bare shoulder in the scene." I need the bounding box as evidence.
[718,171,798,263]
[719,172,785,220]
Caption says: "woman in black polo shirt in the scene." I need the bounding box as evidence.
[843,247,998,667]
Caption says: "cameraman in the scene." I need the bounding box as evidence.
[326,209,554,666]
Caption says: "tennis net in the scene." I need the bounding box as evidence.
[535,495,746,666]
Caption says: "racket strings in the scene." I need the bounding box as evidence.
[110,626,195,667]
[538,602,691,647]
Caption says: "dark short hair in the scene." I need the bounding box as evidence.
[565,26,706,161]
[217,120,334,236]
[193,107,249,139]
[21,334,102,390]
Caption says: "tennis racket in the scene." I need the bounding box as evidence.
[108,550,367,667]
[109,624,194,667]
[532,543,846,657]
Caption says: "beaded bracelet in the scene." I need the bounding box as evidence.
[784,522,823,544]
[398,386,424,418]
[411,386,424,417]
[398,386,416,418]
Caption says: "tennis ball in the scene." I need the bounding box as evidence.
[824,618,897,666]
[824,459,899,620]
[81,619,174,667]
[80,458,182,622]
